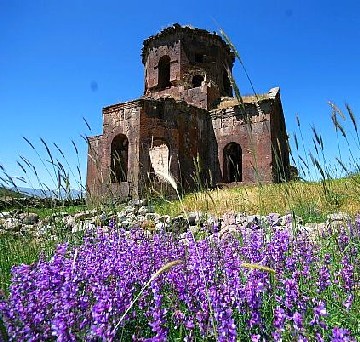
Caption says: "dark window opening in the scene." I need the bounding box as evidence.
[195,53,204,63]
[158,56,171,90]
[192,75,204,88]
[223,142,242,182]
[111,134,128,183]
[223,68,232,96]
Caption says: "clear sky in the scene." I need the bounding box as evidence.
[1,0,360,189]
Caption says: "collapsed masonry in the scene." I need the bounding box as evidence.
[86,24,290,200]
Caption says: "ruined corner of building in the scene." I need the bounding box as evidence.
[86,23,291,202]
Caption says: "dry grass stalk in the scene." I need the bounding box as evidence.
[114,259,183,333]
[240,263,276,275]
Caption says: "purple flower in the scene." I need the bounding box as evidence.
[251,334,261,342]
[337,228,350,251]
[316,332,325,342]
[284,278,299,309]
[292,311,303,331]
[310,300,327,329]
[0,218,358,340]
[331,327,355,341]
[343,294,353,310]
[216,308,237,342]
[297,335,308,342]
[273,306,286,330]
[340,256,354,291]
[317,264,331,292]
[315,253,332,293]
[147,284,168,342]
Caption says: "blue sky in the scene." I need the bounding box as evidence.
[1,0,360,189]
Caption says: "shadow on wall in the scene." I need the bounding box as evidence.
[110,134,128,183]
[223,142,242,183]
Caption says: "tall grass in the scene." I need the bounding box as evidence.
[0,235,54,293]
[154,175,360,222]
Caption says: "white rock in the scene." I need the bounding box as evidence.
[138,206,148,215]
[155,222,165,231]
[327,212,350,222]
[63,216,75,229]
[0,212,11,219]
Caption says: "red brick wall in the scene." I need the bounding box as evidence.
[211,100,278,184]
[86,26,290,201]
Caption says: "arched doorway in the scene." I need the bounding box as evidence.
[192,75,204,87]
[158,56,171,90]
[223,142,242,182]
[110,134,128,183]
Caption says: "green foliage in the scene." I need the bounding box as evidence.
[26,204,86,220]
[290,200,325,223]
[0,234,54,293]
[0,187,24,199]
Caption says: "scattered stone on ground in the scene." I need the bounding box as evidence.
[0,200,355,240]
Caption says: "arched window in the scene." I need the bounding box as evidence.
[223,68,232,96]
[223,142,242,182]
[158,56,171,90]
[149,139,169,180]
[192,75,204,88]
[194,53,204,63]
[110,134,128,183]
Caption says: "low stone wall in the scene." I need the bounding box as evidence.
[0,197,352,242]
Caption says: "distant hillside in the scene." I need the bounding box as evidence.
[0,186,82,200]
[0,186,26,199]
[15,187,83,199]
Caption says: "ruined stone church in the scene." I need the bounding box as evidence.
[86,24,290,200]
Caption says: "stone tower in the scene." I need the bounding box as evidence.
[86,24,290,201]
[142,23,234,109]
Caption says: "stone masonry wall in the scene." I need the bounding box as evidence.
[211,101,274,183]
[269,92,290,182]
[86,101,142,200]
[138,98,218,195]
[86,135,102,196]
[143,25,234,110]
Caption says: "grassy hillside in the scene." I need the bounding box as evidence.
[154,174,360,222]
[0,186,25,199]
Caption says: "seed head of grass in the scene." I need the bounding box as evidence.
[240,263,276,275]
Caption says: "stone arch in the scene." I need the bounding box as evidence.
[158,56,171,90]
[192,74,204,88]
[149,139,170,180]
[223,142,242,182]
[223,68,232,96]
[110,134,128,183]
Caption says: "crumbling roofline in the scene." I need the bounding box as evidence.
[141,23,235,65]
